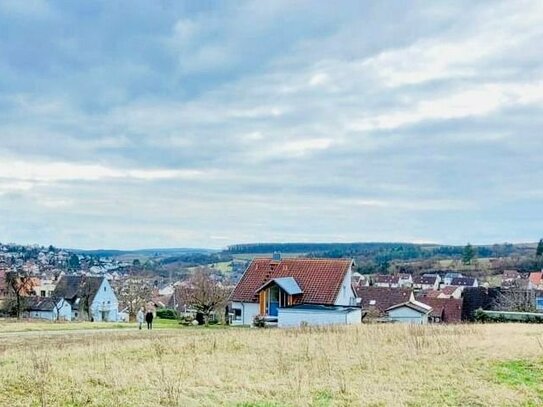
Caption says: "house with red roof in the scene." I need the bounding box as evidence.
[373,274,400,288]
[229,256,361,327]
[528,271,543,290]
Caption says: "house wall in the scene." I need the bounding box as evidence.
[90,279,119,322]
[28,301,72,321]
[335,265,357,306]
[231,301,259,326]
[278,308,362,328]
[28,310,55,321]
[388,306,428,324]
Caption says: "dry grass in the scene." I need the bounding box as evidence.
[0,324,542,406]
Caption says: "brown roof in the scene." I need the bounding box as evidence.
[415,295,463,323]
[356,286,413,314]
[230,258,353,305]
[450,277,476,286]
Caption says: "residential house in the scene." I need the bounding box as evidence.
[398,274,413,288]
[415,294,463,323]
[386,300,433,324]
[32,278,57,297]
[443,272,463,286]
[356,286,413,318]
[412,275,440,291]
[536,291,543,312]
[230,257,361,327]
[528,271,543,290]
[24,296,72,321]
[373,275,400,288]
[53,276,119,322]
[351,272,369,287]
[450,277,478,288]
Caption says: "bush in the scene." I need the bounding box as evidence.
[253,315,266,328]
[156,309,179,320]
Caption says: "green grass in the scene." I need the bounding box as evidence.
[492,359,543,405]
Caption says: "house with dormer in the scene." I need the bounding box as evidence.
[230,256,361,327]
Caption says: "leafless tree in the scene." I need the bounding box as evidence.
[493,289,537,312]
[50,295,67,321]
[6,269,35,319]
[118,279,152,321]
[179,268,232,324]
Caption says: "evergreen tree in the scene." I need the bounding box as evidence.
[462,243,476,265]
[536,239,543,257]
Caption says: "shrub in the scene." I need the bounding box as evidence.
[156,309,179,320]
[253,315,267,328]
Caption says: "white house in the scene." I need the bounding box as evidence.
[230,257,361,327]
[52,276,119,322]
[373,275,400,288]
[25,296,72,321]
[412,275,441,291]
[386,300,433,324]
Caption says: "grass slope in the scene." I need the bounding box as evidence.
[0,324,542,406]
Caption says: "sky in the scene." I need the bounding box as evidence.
[0,1,543,250]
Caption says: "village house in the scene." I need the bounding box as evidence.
[52,276,119,322]
[398,274,413,288]
[386,300,433,324]
[450,276,478,288]
[443,272,463,286]
[230,256,361,328]
[373,274,400,288]
[412,275,440,291]
[415,294,463,323]
[528,271,543,290]
[24,296,72,321]
[356,286,414,319]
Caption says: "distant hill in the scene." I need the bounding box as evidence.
[69,247,219,258]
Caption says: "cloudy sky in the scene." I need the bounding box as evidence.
[1,1,542,249]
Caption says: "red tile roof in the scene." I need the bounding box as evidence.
[230,258,353,305]
[413,275,438,285]
[415,295,463,323]
[529,271,542,286]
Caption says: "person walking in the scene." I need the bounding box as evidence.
[136,307,145,330]
[145,308,154,330]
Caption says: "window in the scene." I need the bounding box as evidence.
[369,300,376,306]
[40,290,46,297]
[104,286,107,292]
[233,308,242,321]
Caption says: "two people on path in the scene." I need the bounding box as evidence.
[136,306,154,330]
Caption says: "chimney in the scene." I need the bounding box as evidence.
[272,252,281,261]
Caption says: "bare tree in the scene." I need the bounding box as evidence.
[50,295,67,321]
[179,268,232,324]
[493,289,537,312]
[118,279,152,321]
[6,270,35,319]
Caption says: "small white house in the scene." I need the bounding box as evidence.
[25,296,72,321]
[386,300,433,324]
[412,275,441,291]
[53,276,119,322]
[230,257,361,327]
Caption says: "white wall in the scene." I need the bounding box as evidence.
[278,308,361,328]
[335,264,356,306]
[388,306,428,324]
[231,301,259,326]
[90,279,119,322]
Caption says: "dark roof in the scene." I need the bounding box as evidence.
[374,275,400,284]
[450,277,476,286]
[415,295,463,323]
[25,296,58,312]
[52,276,105,304]
[356,286,413,314]
[230,258,352,305]
[413,275,438,285]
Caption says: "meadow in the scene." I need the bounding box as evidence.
[0,323,542,406]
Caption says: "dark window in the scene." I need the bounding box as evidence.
[233,308,242,320]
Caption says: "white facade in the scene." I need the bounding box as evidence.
[388,306,429,324]
[231,301,260,326]
[278,307,362,328]
[28,299,72,321]
[335,268,358,306]
[88,279,119,322]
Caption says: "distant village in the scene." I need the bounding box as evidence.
[1,241,543,327]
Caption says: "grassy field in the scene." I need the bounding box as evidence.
[0,318,181,333]
[0,324,542,406]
